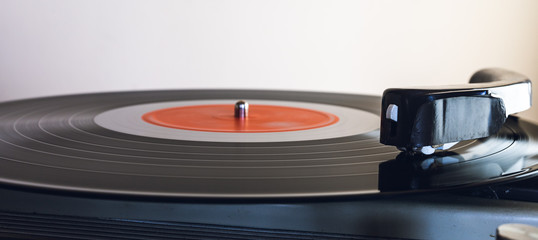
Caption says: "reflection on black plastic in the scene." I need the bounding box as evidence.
[379,117,538,192]
[379,151,509,192]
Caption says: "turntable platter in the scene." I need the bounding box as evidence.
[0,90,536,198]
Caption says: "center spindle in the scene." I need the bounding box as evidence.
[234,100,249,119]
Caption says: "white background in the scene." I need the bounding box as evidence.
[1,0,537,120]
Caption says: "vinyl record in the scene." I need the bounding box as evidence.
[0,90,537,199]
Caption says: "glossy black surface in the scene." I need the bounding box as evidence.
[380,68,531,150]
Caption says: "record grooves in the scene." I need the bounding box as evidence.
[0,90,536,199]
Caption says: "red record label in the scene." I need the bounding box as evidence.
[142,104,339,133]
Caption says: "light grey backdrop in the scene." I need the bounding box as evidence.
[1,0,537,120]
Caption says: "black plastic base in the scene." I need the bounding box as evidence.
[1,185,538,240]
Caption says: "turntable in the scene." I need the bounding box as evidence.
[0,68,537,240]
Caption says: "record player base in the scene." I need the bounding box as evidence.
[0,188,537,240]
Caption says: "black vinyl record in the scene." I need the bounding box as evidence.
[0,90,537,199]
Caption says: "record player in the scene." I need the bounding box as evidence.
[0,68,537,240]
